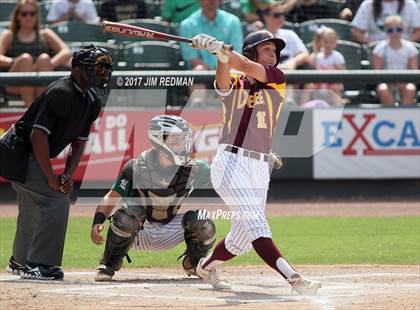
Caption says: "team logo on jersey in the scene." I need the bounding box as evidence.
[238,90,265,109]
[119,179,128,191]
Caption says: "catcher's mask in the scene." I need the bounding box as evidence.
[148,115,193,166]
[71,44,113,88]
[242,30,285,66]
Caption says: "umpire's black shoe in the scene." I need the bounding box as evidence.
[6,256,26,275]
[21,262,64,280]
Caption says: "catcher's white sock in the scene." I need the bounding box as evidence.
[276,257,297,279]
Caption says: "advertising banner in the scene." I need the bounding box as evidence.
[0,110,222,184]
[314,108,420,179]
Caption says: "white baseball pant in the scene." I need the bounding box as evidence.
[211,144,272,256]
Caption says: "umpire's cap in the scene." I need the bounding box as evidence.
[242,30,285,66]
[71,44,113,68]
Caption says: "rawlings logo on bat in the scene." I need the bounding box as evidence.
[103,25,155,39]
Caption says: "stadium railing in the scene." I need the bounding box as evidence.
[1,70,419,85]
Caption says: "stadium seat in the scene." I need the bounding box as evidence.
[39,0,53,24]
[67,41,121,64]
[336,40,376,103]
[0,1,15,22]
[144,0,162,19]
[283,21,297,32]
[299,19,353,44]
[121,41,185,70]
[0,21,10,33]
[335,40,364,69]
[49,21,107,43]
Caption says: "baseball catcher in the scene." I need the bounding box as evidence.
[90,115,216,281]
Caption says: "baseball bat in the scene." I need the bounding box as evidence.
[101,21,233,51]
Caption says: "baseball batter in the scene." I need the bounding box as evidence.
[90,115,216,280]
[191,30,322,295]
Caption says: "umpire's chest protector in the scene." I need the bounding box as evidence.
[133,150,200,223]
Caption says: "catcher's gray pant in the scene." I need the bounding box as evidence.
[11,154,70,267]
[131,213,185,251]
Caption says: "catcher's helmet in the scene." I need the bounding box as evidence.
[148,115,193,166]
[242,30,285,66]
[71,44,113,88]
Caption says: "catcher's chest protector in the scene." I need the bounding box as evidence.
[134,150,199,223]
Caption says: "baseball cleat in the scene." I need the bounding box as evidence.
[289,273,321,295]
[95,265,115,281]
[6,256,26,275]
[196,258,231,290]
[21,264,64,280]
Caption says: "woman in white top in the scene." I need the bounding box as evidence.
[351,0,420,43]
[47,0,99,24]
[372,15,418,105]
[262,2,309,70]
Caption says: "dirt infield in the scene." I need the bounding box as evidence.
[1,201,419,309]
[1,265,419,310]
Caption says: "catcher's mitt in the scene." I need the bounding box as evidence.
[269,151,283,170]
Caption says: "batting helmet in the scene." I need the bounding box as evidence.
[242,30,285,66]
[148,115,193,166]
[71,44,113,88]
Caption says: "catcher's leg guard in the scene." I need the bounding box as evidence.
[180,210,216,276]
[100,205,146,271]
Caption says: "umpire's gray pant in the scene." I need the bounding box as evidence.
[11,154,70,267]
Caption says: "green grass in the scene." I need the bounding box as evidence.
[0,217,419,268]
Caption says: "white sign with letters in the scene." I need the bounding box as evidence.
[313,108,420,179]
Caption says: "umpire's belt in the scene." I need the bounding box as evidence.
[224,145,269,162]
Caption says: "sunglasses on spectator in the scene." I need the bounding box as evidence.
[19,10,37,17]
[386,27,402,33]
[270,12,285,18]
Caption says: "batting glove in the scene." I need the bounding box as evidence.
[191,34,216,49]
[207,40,230,63]
[269,151,283,170]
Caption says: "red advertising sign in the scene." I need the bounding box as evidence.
[0,110,223,182]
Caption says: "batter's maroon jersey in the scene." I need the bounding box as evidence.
[217,65,286,154]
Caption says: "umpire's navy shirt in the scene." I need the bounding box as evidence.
[15,75,101,158]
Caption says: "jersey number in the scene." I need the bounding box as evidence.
[257,111,267,129]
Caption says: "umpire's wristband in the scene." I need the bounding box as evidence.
[92,212,106,227]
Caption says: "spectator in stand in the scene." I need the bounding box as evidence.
[180,0,243,70]
[339,0,364,21]
[242,0,297,23]
[0,0,71,107]
[180,0,243,106]
[162,0,200,23]
[305,27,346,105]
[263,2,309,70]
[47,0,100,24]
[242,0,274,23]
[351,0,420,44]
[287,0,335,23]
[99,0,148,22]
[372,15,418,105]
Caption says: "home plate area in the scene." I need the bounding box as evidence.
[0,265,418,310]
